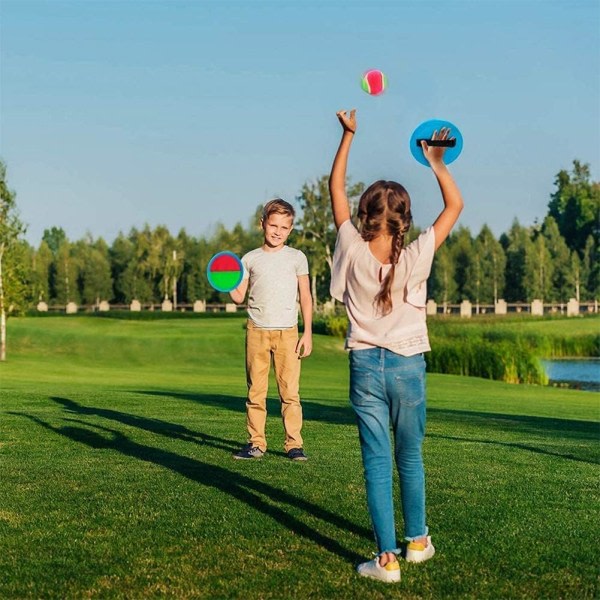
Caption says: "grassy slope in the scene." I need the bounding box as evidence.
[1,316,598,599]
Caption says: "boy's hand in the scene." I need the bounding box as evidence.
[336,109,356,134]
[296,333,312,359]
[421,127,454,167]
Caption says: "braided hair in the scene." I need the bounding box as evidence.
[357,180,412,316]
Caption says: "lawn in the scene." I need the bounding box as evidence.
[1,316,598,599]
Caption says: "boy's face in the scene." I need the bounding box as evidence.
[261,212,294,249]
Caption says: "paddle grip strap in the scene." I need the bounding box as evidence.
[416,139,457,147]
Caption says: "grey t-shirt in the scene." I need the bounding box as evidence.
[242,246,309,328]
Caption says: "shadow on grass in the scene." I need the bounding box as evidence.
[14,399,372,565]
[135,390,599,464]
[428,408,600,465]
[134,389,356,426]
[50,396,242,455]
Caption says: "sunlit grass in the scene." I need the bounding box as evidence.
[1,316,598,599]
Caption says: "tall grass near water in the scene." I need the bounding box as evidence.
[315,314,599,385]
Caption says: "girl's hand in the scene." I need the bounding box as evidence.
[336,109,356,134]
[421,127,454,167]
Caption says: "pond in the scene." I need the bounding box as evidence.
[541,358,600,392]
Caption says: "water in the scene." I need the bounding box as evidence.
[541,359,600,392]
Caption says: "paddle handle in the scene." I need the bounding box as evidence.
[416,139,457,147]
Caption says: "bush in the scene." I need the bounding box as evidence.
[315,313,598,385]
[427,340,547,385]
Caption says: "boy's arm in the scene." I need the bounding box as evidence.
[229,278,249,304]
[329,109,356,230]
[296,274,312,358]
[422,128,464,250]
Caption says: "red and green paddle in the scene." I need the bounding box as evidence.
[206,251,244,292]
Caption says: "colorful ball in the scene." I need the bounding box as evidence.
[206,251,244,293]
[361,69,387,96]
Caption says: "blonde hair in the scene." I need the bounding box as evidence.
[262,198,295,221]
[357,180,412,316]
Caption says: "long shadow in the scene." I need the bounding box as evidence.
[428,408,600,465]
[19,414,367,564]
[134,390,356,426]
[50,396,241,455]
[132,390,600,464]
[135,389,599,439]
[428,433,598,465]
[15,399,373,561]
[428,408,600,439]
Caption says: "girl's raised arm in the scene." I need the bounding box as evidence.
[329,109,356,230]
[422,128,464,250]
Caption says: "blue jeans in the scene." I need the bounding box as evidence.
[349,348,428,554]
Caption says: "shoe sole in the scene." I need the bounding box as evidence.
[357,570,400,583]
[405,547,435,563]
[232,454,264,460]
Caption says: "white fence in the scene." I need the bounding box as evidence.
[35,298,599,317]
[425,299,598,317]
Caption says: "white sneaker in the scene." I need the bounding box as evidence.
[405,536,435,563]
[356,556,401,583]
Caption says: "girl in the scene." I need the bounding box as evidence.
[329,109,463,583]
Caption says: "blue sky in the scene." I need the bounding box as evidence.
[1,0,598,245]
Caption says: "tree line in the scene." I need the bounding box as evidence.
[1,160,598,317]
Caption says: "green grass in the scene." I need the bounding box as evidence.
[1,316,599,599]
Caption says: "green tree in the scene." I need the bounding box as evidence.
[541,216,571,302]
[478,225,505,304]
[449,226,474,301]
[548,160,600,254]
[295,175,364,306]
[430,242,458,307]
[525,234,553,302]
[464,225,504,309]
[79,237,114,306]
[110,233,136,304]
[128,226,158,304]
[42,226,67,301]
[180,234,213,303]
[581,235,599,301]
[42,226,67,255]
[54,238,80,305]
[568,250,582,302]
[501,220,531,303]
[31,240,53,303]
[0,160,27,360]
[162,238,184,308]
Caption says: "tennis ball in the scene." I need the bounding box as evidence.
[361,69,387,96]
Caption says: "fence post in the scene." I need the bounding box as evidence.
[495,299,507,315]
[460,300,472,318]
[567,298,579,317]
[531,299,543,316]
[426,299,437,316]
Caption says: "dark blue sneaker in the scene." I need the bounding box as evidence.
[287,447,308,461]
[233,445,264,460]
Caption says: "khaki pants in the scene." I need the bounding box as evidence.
[245,320,303,452]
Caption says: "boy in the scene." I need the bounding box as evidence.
[230,198,312,461]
